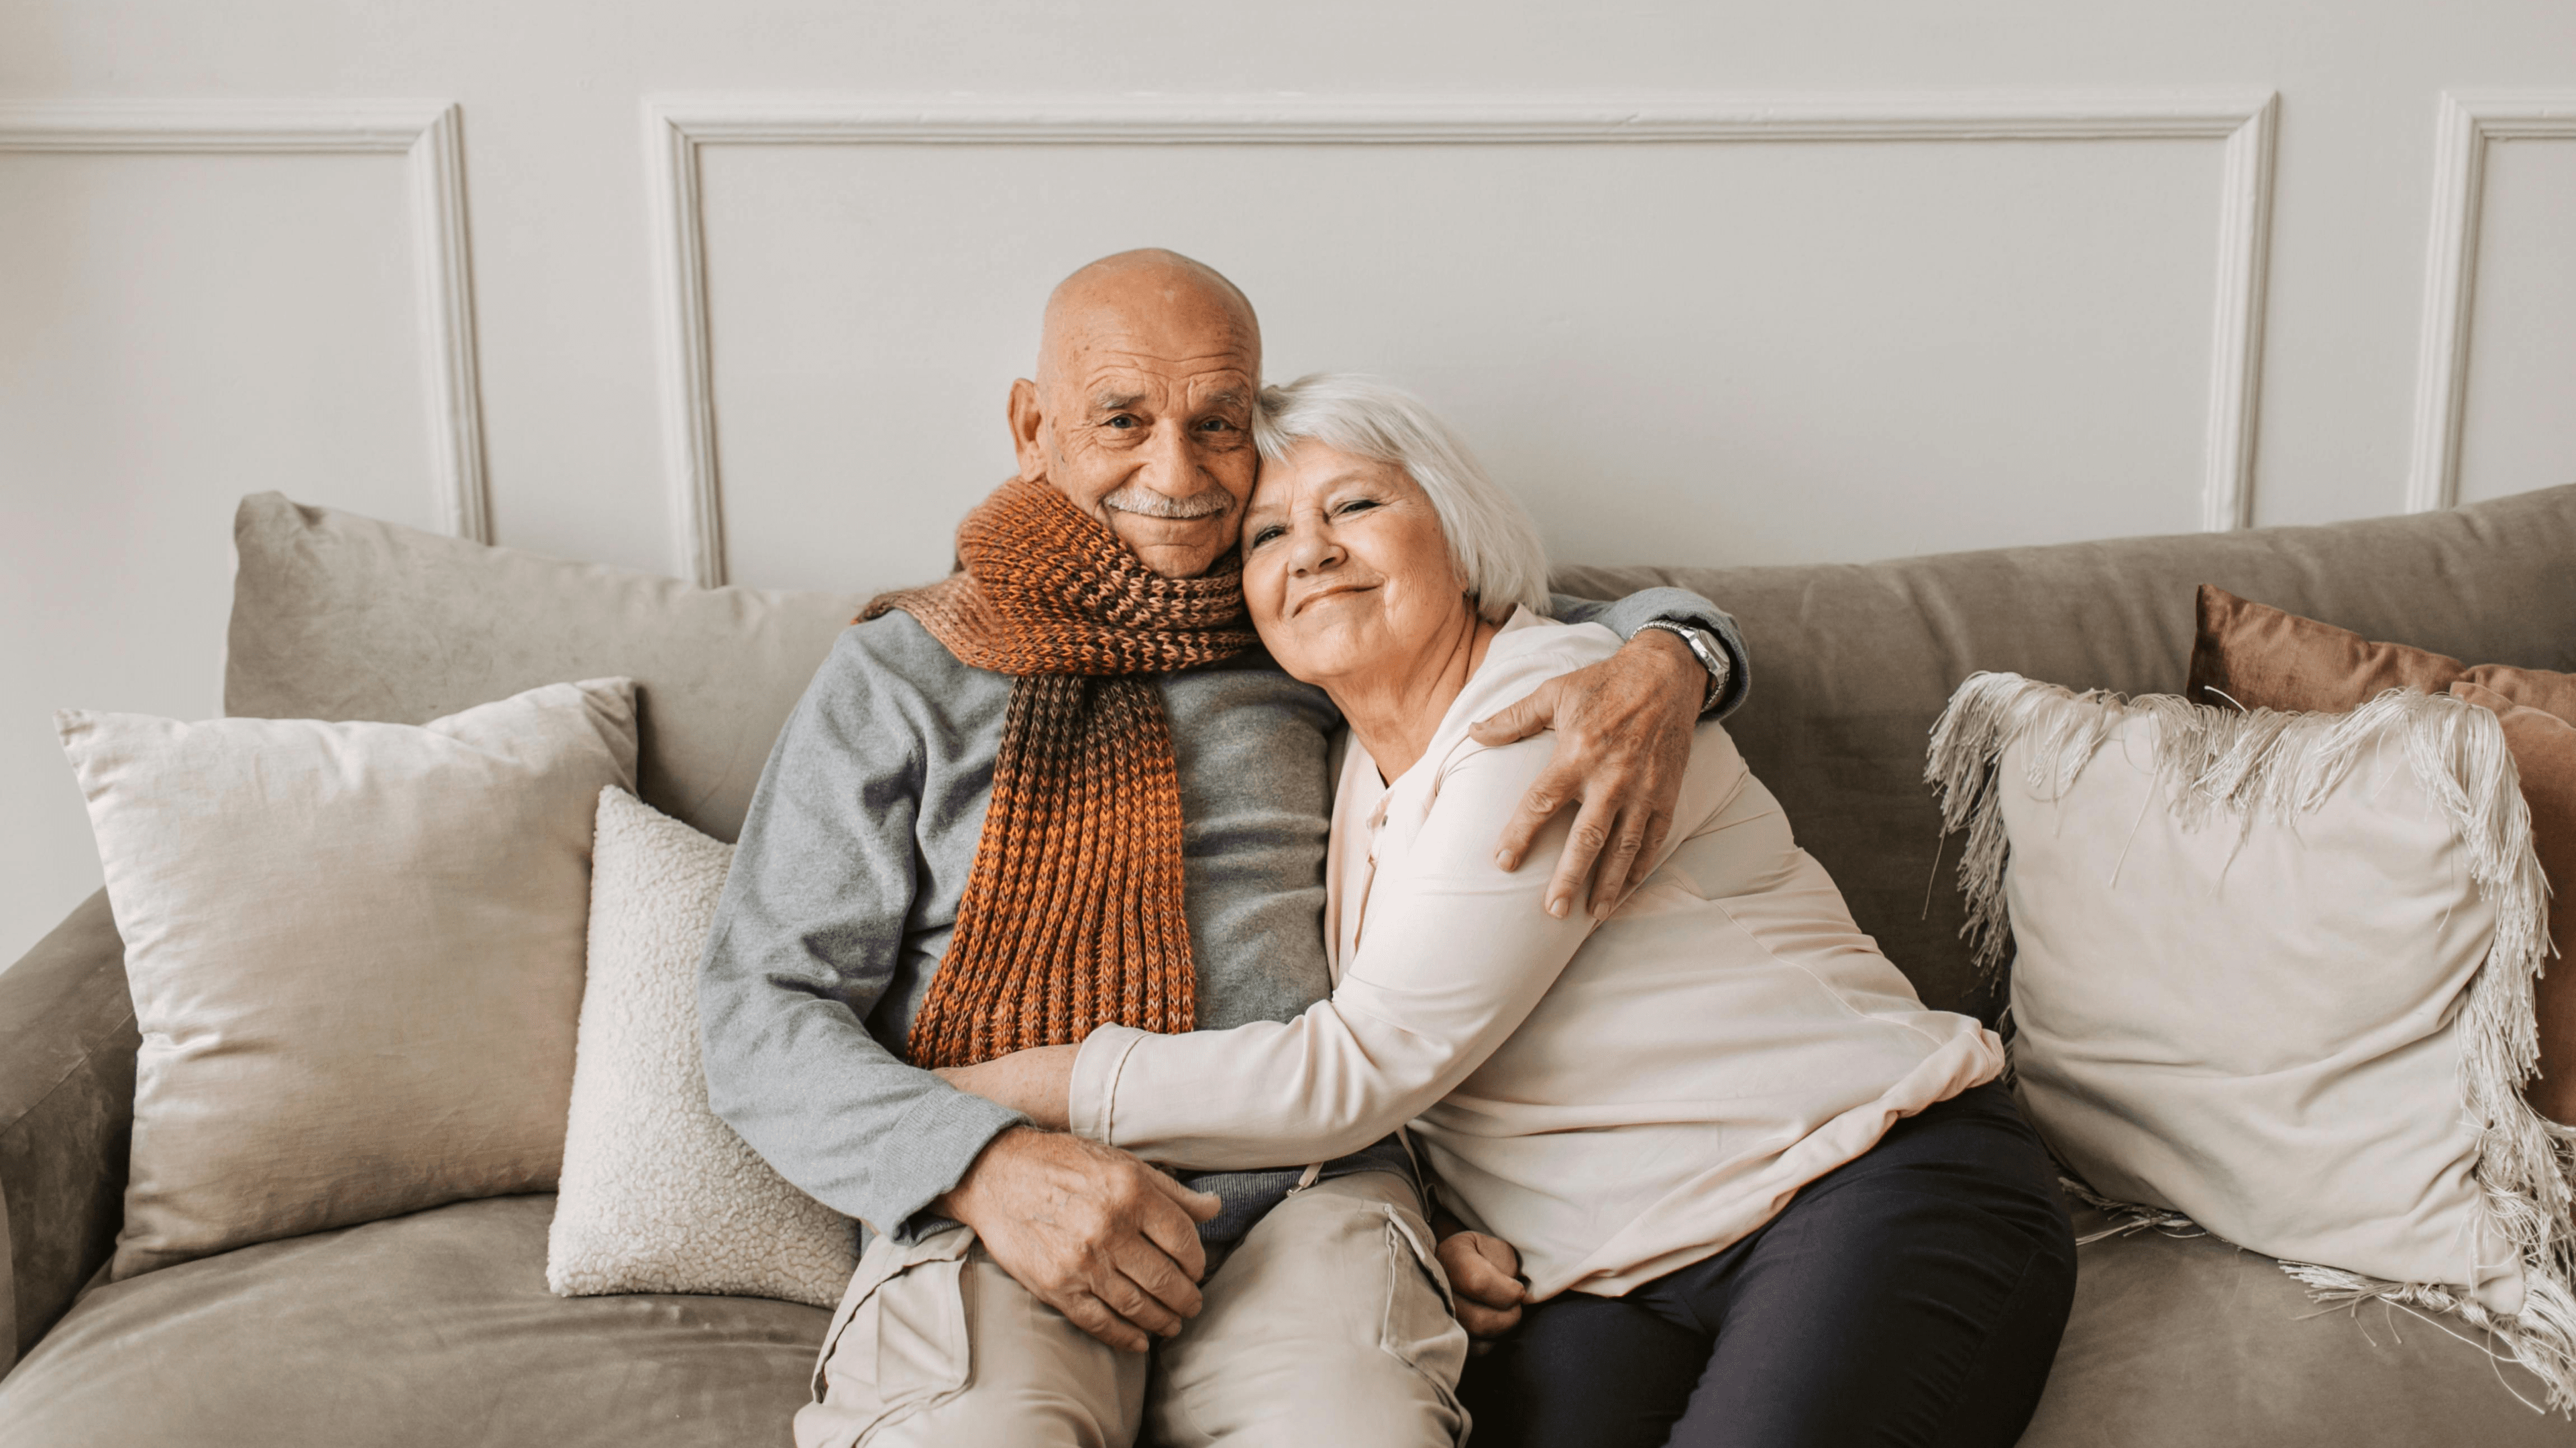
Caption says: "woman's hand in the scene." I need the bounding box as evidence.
[1470,628,1704,920]
[1434,1224,1528,1338]
[934,1044,1080,1130]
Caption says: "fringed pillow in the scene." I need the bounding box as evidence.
[1927,674,2575,1410]
[2186,583,2576,1123]
[547,787,857,1308]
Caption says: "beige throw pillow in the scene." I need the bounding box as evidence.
[1929,674,2576,1408]
[548,788,857,1307]
[58,679,638,1278]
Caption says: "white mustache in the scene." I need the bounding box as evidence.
[1102,484,1232,520]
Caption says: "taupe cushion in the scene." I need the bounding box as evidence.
[223,493,867,844]
[0,1195,824,1445]
[4,1190,2559,1447]
[60,681,639,1278]
[1556,483,2576,1016]
[2021,1203,2567,1446]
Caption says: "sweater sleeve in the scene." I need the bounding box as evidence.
[1069,732,1596,1168]
[1553,587,1752,719]
[697,628,1025,1235]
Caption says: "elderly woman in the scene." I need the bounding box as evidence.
[946,374,2078,1447]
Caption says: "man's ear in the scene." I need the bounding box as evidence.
[1008,378,1048,483]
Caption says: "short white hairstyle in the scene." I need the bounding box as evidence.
[1252,374,1553,623]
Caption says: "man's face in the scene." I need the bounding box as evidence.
[1010,276,1260,579]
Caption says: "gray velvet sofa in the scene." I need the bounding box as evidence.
[4,486,2574,1445]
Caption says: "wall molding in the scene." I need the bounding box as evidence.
[0,99,490,542]
[2406,91,2576,514]
[644,92,2278,586]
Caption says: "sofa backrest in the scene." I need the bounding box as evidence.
[225,494,864,844]
[1558,483,2576,1016]
[231,486,2576,1016]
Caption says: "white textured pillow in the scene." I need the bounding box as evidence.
[60,679,637,1278]
[547,787,857,1308]
[1930,674,2575,1406]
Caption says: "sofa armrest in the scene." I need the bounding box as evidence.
[0,891,136,1374]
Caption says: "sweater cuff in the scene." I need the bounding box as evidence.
[1069,1025,1148,1146]
[870,1084,1028,1235]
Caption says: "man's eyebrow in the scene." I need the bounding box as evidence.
[1089,390,1146,412]
[1198,388,1250,412]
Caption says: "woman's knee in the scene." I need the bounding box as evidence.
[1462,1292,1705,1448]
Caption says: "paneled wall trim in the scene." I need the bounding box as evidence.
[2406,90,2576,513]
[643,92,2279,588]
[0,99,490,541]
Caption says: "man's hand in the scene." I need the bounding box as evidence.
[934,1126,1222,1353]
[1434,1225,1527,1339]
[1470,628,1703,919]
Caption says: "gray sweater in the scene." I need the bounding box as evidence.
[698,590,1748,1238]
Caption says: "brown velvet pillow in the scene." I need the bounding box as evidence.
[2189,586,2576,1123]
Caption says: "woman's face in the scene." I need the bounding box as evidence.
[1242,439,1471,690]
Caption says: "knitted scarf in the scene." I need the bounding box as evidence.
[863,478,1256,1068]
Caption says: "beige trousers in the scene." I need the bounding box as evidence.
[794,1171,1468,1448]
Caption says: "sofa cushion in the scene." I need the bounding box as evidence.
[60,680,639,1279]
[549,789,857,1309]
[1554,483,2576,1016]
[2019,1203,2568,1446]
[224,493,866,844]
[1935,675,2555,1323]
[2186,583,2576,720]
[2185,586,2576,1123]
[3,1189,2559,1447]
[0,1195,824,1445]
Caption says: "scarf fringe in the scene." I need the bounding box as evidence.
[1926,673,2573,1414]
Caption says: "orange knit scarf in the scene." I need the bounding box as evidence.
[864,478,1256,1068]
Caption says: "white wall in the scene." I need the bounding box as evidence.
[5,0,2575,959]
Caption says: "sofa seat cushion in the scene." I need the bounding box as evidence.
[5,1190,2564,1445]
[0,1194,824,1446]
[2021,1202,2567,1446]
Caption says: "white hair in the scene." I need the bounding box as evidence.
[1252,374,1553,622]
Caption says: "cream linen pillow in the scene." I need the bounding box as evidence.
[1929,674,2575,1407]
[58,679,637,1279]
[548,788,857,1307]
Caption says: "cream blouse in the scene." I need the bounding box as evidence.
[1068,610,2004,1299]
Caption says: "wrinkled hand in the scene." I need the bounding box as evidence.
[1435,1225,1527,1338]
[1470,628,1703,919]
[934,1126,1221,1353]
[937,1045,1079,1131]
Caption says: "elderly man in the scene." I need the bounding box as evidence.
[699,249,1747,1447]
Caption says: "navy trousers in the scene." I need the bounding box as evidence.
[1458,1082,2077,1448]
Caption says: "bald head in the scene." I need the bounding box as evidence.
[1008,249,1265,578]
[1036,249,1260,388]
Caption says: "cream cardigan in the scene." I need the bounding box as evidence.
[1069,611,2004,1299]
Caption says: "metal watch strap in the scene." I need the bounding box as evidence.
[1634,619,1729,714]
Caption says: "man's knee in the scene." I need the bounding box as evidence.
[798,1227,1144,1448]
[1152,1172,1468,1447]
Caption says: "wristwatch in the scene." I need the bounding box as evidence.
[1634,619,1732,715]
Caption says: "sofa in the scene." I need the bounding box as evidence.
[3,485,2573,1445]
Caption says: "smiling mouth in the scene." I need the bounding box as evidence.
[1291,581,1377,616]
[1101,486,1232,521]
